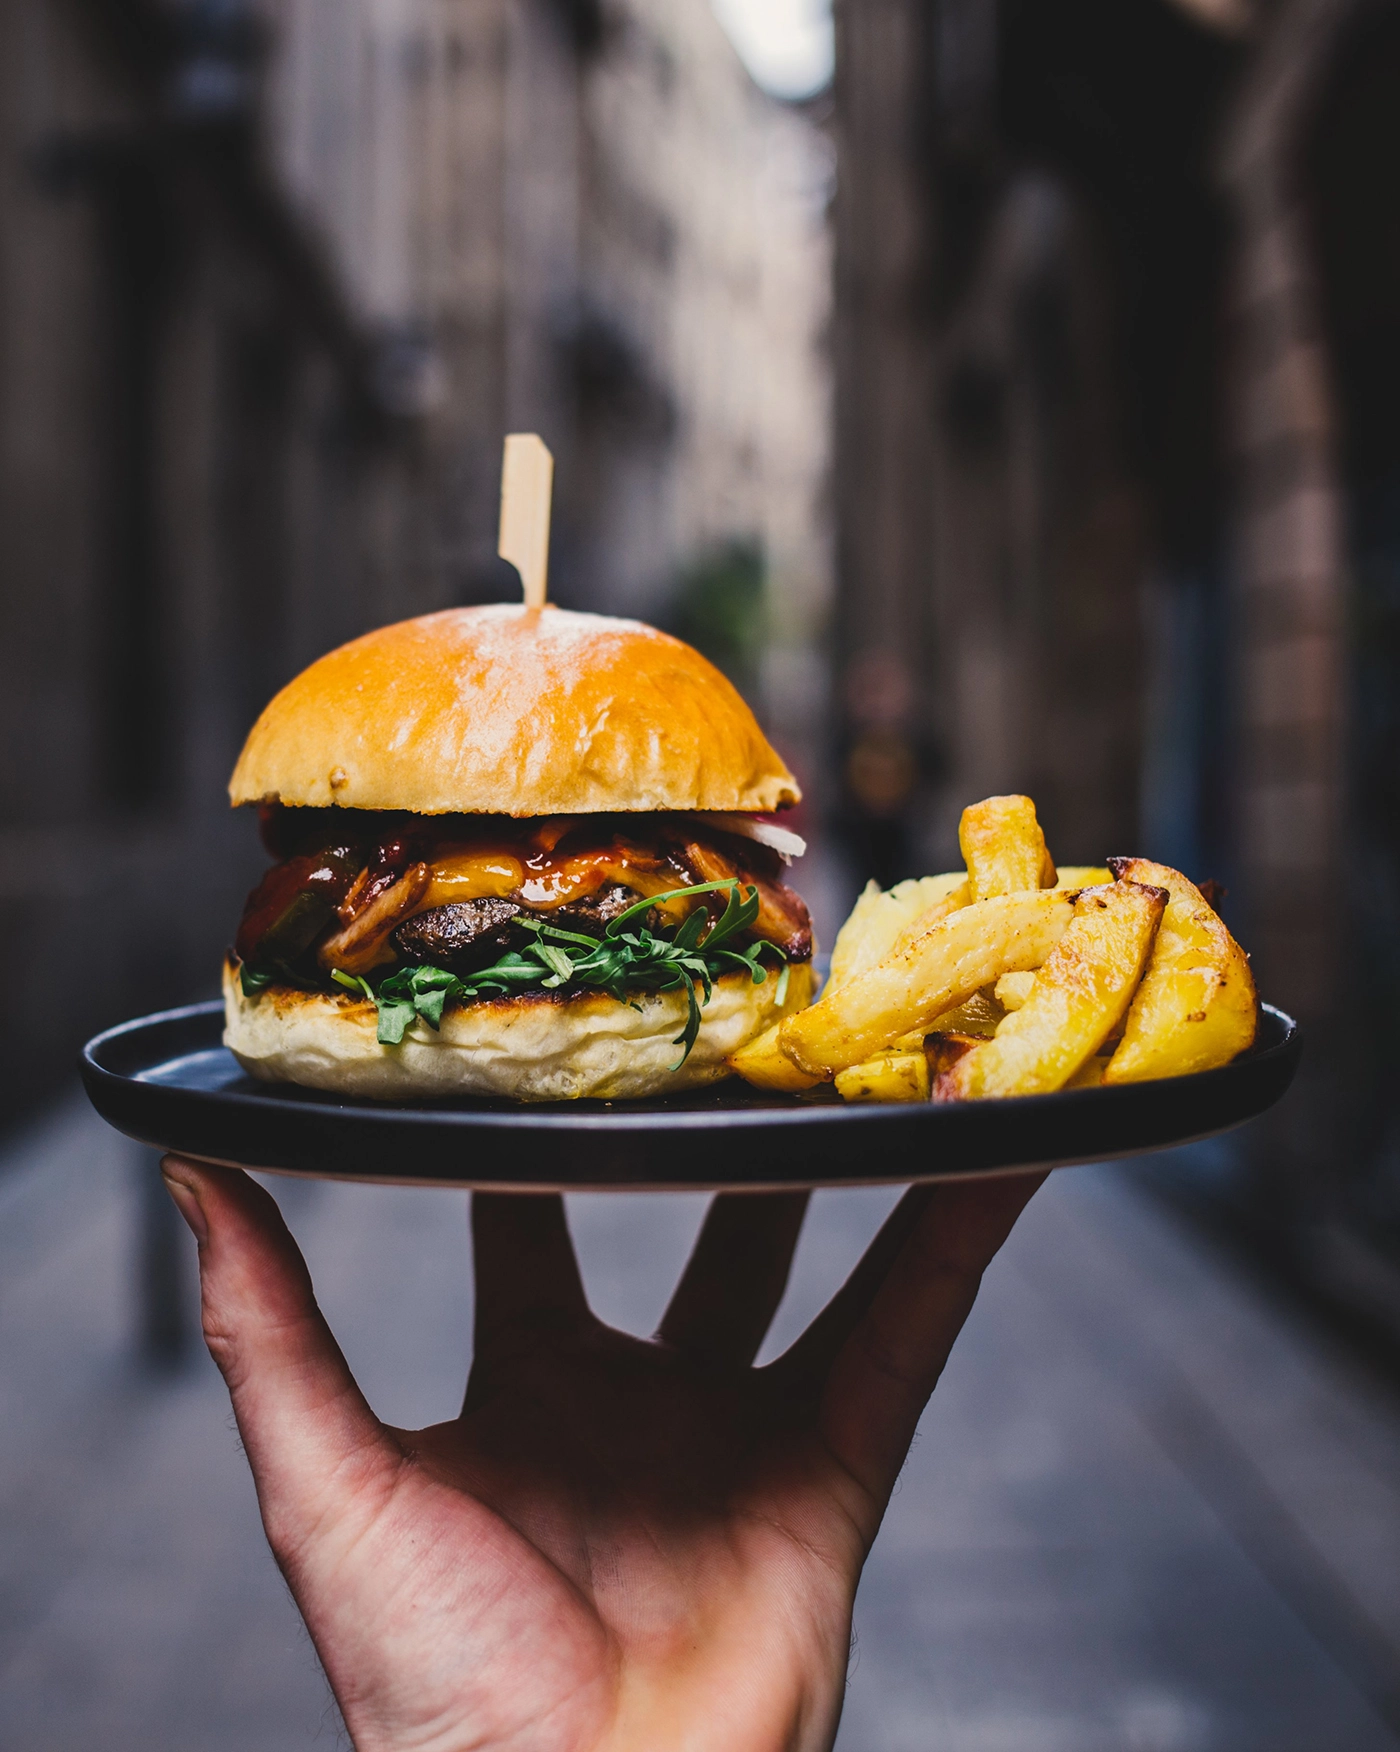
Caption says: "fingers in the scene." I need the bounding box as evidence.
[818,1172,1045,1511]
[160,1158,396,1549]
[768,1184,939,1392]
[470,1192,590,1357]
[658,1191,810,1370]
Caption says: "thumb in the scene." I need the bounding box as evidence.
[161,1157,399,1560]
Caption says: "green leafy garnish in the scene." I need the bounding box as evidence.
[241,959,320,998]
[329,880,785,1062]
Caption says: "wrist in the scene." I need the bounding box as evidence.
[593,1642,842,1752]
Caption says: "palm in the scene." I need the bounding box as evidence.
[168,1163,1041,1752]
[368,1333,858,1751]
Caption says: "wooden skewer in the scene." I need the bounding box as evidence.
[498,433,554,609]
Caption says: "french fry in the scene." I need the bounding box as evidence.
[1102,858,1257,1083]
[835,1052,930,1103]
[960,795,1056,899]
[935,881,1166,1100]
[780,889,1076,1077]
[882,999,1003,1067]
[995,960,1135,1037]
[1065,1056,1108,1090]
[739,790,1257,1102]
[885,884,975,960]
[828,873,968,991]
[997,967,1129,1039]
[924,1032,984,1078]
[994,970,1037,1011]
[926,986,1004,1037]
[1054,865,1112,890]
[727,1020,821,1092]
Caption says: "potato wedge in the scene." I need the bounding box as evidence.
[781,889,1076,1077]
[1054,865,1112,890]
[936,881,1166,1100]
[926,985,1004,1037]
[826,880,884,990]
[885,884,976,960]
[1065,1056,1108,1090]
[727,1020,821,1092]
[835,1052,930,1103]
[828,873,969,991]
[924,1032,984,1078]
[992,970,1129,1054]
[880,994,1001,1075]
[960,795,1056,899]
[1102,858,1257,1084]
[994,970,1037,1011]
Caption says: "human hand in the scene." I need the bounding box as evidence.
[161,1158,1042,1752]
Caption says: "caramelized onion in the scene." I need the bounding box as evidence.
[318,863,432,975]
[681,840,813,960]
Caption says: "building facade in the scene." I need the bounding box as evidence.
[0,0,832,1125]
[831,0,1400,1343]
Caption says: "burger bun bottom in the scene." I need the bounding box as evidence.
[223,958,816,1102]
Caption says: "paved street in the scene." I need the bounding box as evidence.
[1,1094,1398,1750]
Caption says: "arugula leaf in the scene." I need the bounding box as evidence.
[305,880,791,1067]
[603,878,754,939]
[411,983,451,1030]
[378,999,417,1045]
[330,967,376,1002]
[516,917,601,951]
[535,944,576,986]
[669,971,704,1070]
[242,959,322,997]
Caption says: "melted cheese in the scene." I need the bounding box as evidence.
[517,853,684,909]
[418,842,678,915]
[517,851,623,907]
[421,851,524,911]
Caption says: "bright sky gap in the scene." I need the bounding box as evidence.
[709,0,835,99]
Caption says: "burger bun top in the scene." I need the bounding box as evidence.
[229,605,799,818]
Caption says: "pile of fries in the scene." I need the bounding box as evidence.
[728,794,1258,1103]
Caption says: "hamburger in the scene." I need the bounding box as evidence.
[224,604,815,1100]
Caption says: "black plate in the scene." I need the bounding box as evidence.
[80,1000,1300,1191]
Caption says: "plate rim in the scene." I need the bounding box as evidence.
[79,998,1301,1191]
[82,998,1299,1127]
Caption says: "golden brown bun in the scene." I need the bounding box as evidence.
[228,605,799,817]
[223,958,815,1102]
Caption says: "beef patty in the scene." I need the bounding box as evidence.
[392,885,642,977]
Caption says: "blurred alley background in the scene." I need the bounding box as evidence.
[2,0,1400,1745]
